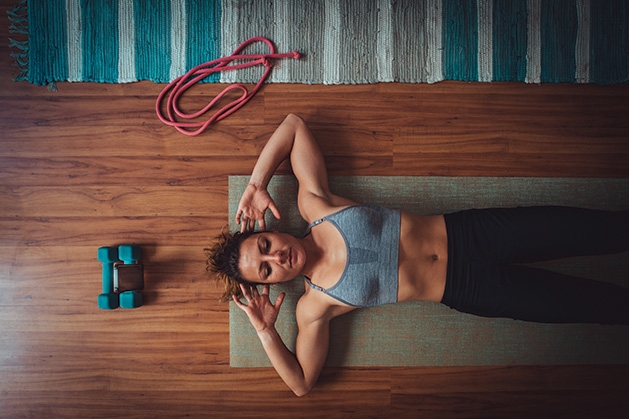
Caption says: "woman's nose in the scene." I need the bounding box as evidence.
[265,250,285,264]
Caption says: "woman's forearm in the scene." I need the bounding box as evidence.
[248,114,301,189]
[257,327,313,396]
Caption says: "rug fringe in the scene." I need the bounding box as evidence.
[7,0,29,81]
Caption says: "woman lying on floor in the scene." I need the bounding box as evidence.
[206,113,629,396]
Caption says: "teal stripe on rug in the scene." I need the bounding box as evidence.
[27,0,68,85]
[186,0,221,82]
[541,0,578,83]
[134,0,171,82]
[443,0,478,82]
[82,1,119,83]
[590,0,628,85]
[228,176,629,367]
[492,0,527,82]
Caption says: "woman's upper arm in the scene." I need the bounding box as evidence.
[288,114,329,196]
[294,297,355,395]
[293,296,333,394]
[293,316,329,394]
[288,115,355,216]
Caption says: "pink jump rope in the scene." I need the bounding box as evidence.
[156,37,301,136]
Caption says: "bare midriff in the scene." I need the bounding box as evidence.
[397,212,449,303]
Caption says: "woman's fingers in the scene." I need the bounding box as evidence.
[235,209,242,225]
[268,200,281,221]
[237,209,247,231]
[240,283,252,301]
[235,284,284,317]
[232,294,245,309]
[274,292,286,309]
[240,216,251,233]
[239,283,263,301]
[239,214,259,233]
[240,218,247,233]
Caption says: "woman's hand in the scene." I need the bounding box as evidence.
[236,183,281,232]
[232,284,286,333]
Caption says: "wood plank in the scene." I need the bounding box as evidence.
[0,185,227,217]
[0,118,269,158]
[0,389,393,418]
[393,152,629,177]
[391,365,629,394]
[391,366,629,418]
[0,155,394,187]
[0,216,224,246]
[0,331,230,370]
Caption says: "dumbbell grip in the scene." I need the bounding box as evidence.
[102,262,114,294]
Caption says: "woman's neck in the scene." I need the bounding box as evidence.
[298,233,322,279]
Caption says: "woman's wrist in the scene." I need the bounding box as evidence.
[257,326,278,342]
[247,180,269,193]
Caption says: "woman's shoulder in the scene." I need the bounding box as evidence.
[298,190,358,224]
[296,282,357,324]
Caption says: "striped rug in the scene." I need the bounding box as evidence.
[9,0,629,85]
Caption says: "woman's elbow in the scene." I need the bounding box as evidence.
[290,377,316,397]
[292,383,313,397]
[284,113,305,127]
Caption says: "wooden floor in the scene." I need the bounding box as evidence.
[2,3,629,418]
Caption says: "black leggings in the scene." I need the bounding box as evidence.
[442,206,629,324]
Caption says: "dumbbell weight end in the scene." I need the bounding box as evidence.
[98,246,119,310]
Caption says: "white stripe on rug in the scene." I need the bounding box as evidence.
[575,0,590,83]
[218,0,239,84]
[323,0,341,84]
[377,0,394,82]
[526,0,541,83]
[426,0,443,84]
[478,0,493,82]
[170,0,187,81]
[271,0,290,83]
[118,0,136,83]
[66,0,82,82]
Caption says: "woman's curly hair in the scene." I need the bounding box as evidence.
[205,228,257,302]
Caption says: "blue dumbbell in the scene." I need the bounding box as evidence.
[97,246,119,310]
[117,245,143,309]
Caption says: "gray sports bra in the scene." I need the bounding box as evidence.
[303,205,401,307]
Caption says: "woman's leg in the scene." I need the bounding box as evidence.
[442,207,629,324]
[453,262,629,324]
[455,206,629,263]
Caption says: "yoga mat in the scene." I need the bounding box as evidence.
[228,176,629,367]
[9,0,629,85]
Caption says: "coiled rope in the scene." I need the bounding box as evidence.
[156,37,301,136]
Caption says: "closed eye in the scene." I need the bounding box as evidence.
[258,237,272,280]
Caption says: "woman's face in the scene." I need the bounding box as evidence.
[238,231,305,284]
